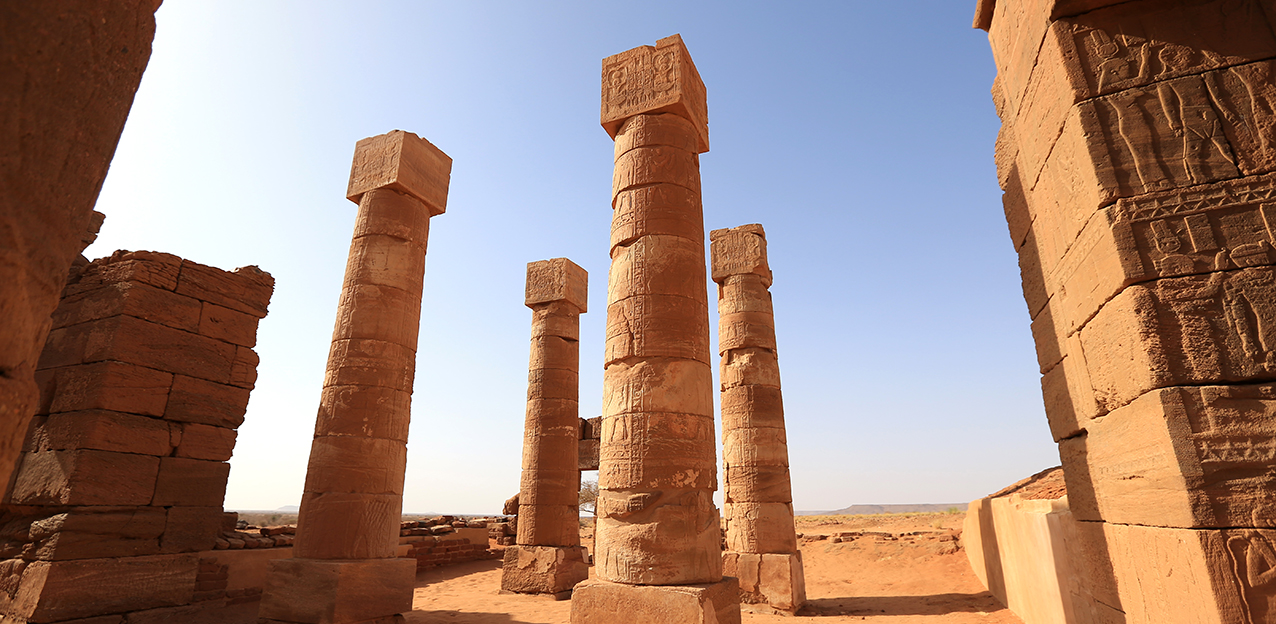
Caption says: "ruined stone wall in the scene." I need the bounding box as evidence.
[0,251,273,623]
[979,0,1276,621]
[0,0,161,493]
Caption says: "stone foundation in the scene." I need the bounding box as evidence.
[570,577,742,624]
[500,545,589,596]
[258,558,416,624]
[722,551,806,614]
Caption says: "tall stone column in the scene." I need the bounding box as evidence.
[500,258,591,596]
[977,0,1276,621]
[259,130,451,624]
[711,224,806,614]
[570,34,741,624]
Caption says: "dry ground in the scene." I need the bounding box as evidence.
[404,512,1021,624]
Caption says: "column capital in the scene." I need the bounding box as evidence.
[710,224,770,284]
[346,130,452,215]
[601,34,709,154]
[526,258,588,312]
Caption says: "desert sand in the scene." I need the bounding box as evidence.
[406,512,1019,624]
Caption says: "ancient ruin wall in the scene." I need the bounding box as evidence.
[978,0,1276,621]
[0,250,274,623]
[0,0,161,491]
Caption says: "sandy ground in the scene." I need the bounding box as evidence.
[405,512,1021,624]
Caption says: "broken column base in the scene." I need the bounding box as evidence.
[499,544,590,596]
[722,551,806,614]
[569,577,742,624]
[257,557,415,624]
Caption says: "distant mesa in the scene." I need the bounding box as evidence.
[275,505,300,512]
[798,503,966,516]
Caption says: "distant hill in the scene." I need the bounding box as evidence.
[275,505,299,512]
[797,503,966,516]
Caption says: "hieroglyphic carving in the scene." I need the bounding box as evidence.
[600,34,709,154]
[1208,60,1276,176]
[1225,530,1276,622]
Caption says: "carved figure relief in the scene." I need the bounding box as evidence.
[1207,60,1276,175]
[603,50,680,120]
[1226,531,1276,623]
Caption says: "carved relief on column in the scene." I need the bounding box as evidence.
[711,224,805,614]
[259,130,451,624]
[501,258,590,596]
[571,34,741,624]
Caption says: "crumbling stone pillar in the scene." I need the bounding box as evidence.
[501,259,591,596]
[570,34,741,624]
[259,130,451,624]
[978,0,1276,621]
[711,224,806,614]
[0,0,161,493]
[0,250,273,623]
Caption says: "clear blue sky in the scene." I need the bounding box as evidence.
[88,1,1057,514]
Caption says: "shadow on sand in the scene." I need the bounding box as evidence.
[797,592,1008,617]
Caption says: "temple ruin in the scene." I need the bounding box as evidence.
[500,258,591,596]
[966,0,1276,622]
[712,224,807,614]
[569,34,742,624]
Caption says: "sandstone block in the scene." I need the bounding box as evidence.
[710,224,770,284]
[258,557,416,624]
[605,295,710,365]
[722,428,789,467]
[174,423,237,461]
[65,252,182,297]
[720,348,781,391]
[531,302,582,340]
[501,545,589,594]
[723,465,793,504]
[51,281,202,333]
[10,449,159,506]
[598,413,717,491]
[165,375,251,428]
[716,274,773,315]
[529,335,580,372]
[578,438,600,471]
[303,436,406,497]
[722,551,805,613]
[607,235,707,302]
[1062,383,1276,528]
[582,415,602,439]
[22,506,167,560]
[526,258,588,312]
[720,386,786,431]
[523,399,584,434]
[346,130,452,215]
[526,368,579,402]
[342,233,426,293]
[601,35,708,153]
[228,346,260,390]
[351,185,432,242]
[602,359,713,417]
[323,339,416,392]
[594,489,721,585]
[611,146,701,201]
[39,315,236,383]
[570,577,740,624]
[37,410,171,456]
[521,434,581,476]
[718,311,777,353]
[516,505,580,547]
[314,384,412,442]
[41,361,171,418]
[611,184,703,250]
[152,457,230,507]
[722,502,797,554]
[985,0,1052,119]
[613,110,702,158]
[291,491,402,560]
[7,554,198,622]
[174,262,273,319]
[198,301,260,348]
[161,506,222,554]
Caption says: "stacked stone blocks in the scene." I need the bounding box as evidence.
[710,225,805,614]
[980,0,1276,621]
[0,250,273,623]
[571,34,741,624]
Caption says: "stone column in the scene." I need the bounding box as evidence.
[570,34,741,624]
[500,258,591,595]
[711,224,806,614]
[978,0,1276,621]
[259,130,451,624]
